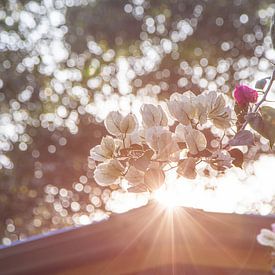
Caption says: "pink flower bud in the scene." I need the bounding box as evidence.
[233,85,258,107]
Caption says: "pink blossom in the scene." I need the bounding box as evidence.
[272,223,275,233]
[233,85,258,107]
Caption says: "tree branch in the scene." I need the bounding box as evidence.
[240,70,275,131]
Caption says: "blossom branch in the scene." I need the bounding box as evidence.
[240,70,275,131]
[254,70,275,112]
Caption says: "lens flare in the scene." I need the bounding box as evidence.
[153,186,180,210]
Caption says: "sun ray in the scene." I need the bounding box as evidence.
[99,203,165,274]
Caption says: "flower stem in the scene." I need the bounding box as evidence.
[163,165,178,172]
[254,70,275,112]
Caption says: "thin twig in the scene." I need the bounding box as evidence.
[164,165,178,172]
[219,131,226,148]
[254,70,275,112]
[196,159,203,165]
[122,133,126,148]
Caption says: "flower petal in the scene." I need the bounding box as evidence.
[120,114,138,134]
[94,159,124,186]
[104,111,123,136]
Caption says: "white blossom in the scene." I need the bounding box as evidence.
[94,159,125,186]
[104,111,138,136]
[90,136,116,162]
[201,91,233,129]
[145,127,179,160]
[175,124,207,155]
[125,166,145,186]
[140,104,168,128]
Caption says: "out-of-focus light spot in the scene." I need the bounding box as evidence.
[240,14,249,24]
[124,4,133,13]
[117,57,132,95]
[79,175,87,184]
[33,218,42,227]
[161,39,172,53]
[49,10,65,27]
[2,238,11,246]
[48,145,56,154]
[79,215,90,225]
[19,142,28,151]
[74,183,83,192]
[216,17,224,26]
[56,105,68,118]
[71,201,80,212]
[58,137,67,146]
[105,191,149,213]
[59,188,68,197]
[6,224,15,233]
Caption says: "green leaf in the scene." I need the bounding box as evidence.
[144,168,165,191]
[210,150,233,171]
[229,130,254,146]
[187,149,212,158]
[128,184,148,193]
[177,142,187,150]
[261,106,275,147]
[229,149,244,168]
[129,144,143,150]
[177,157,197,179]
[125,166,144,186]
[131,149,154,171]
[246,107,275,147]
[255,78,267,90]
[246,113,265,134]
[120,148,131,157]
[261,106,275,119]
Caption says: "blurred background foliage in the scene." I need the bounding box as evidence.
[0,0,274,245]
